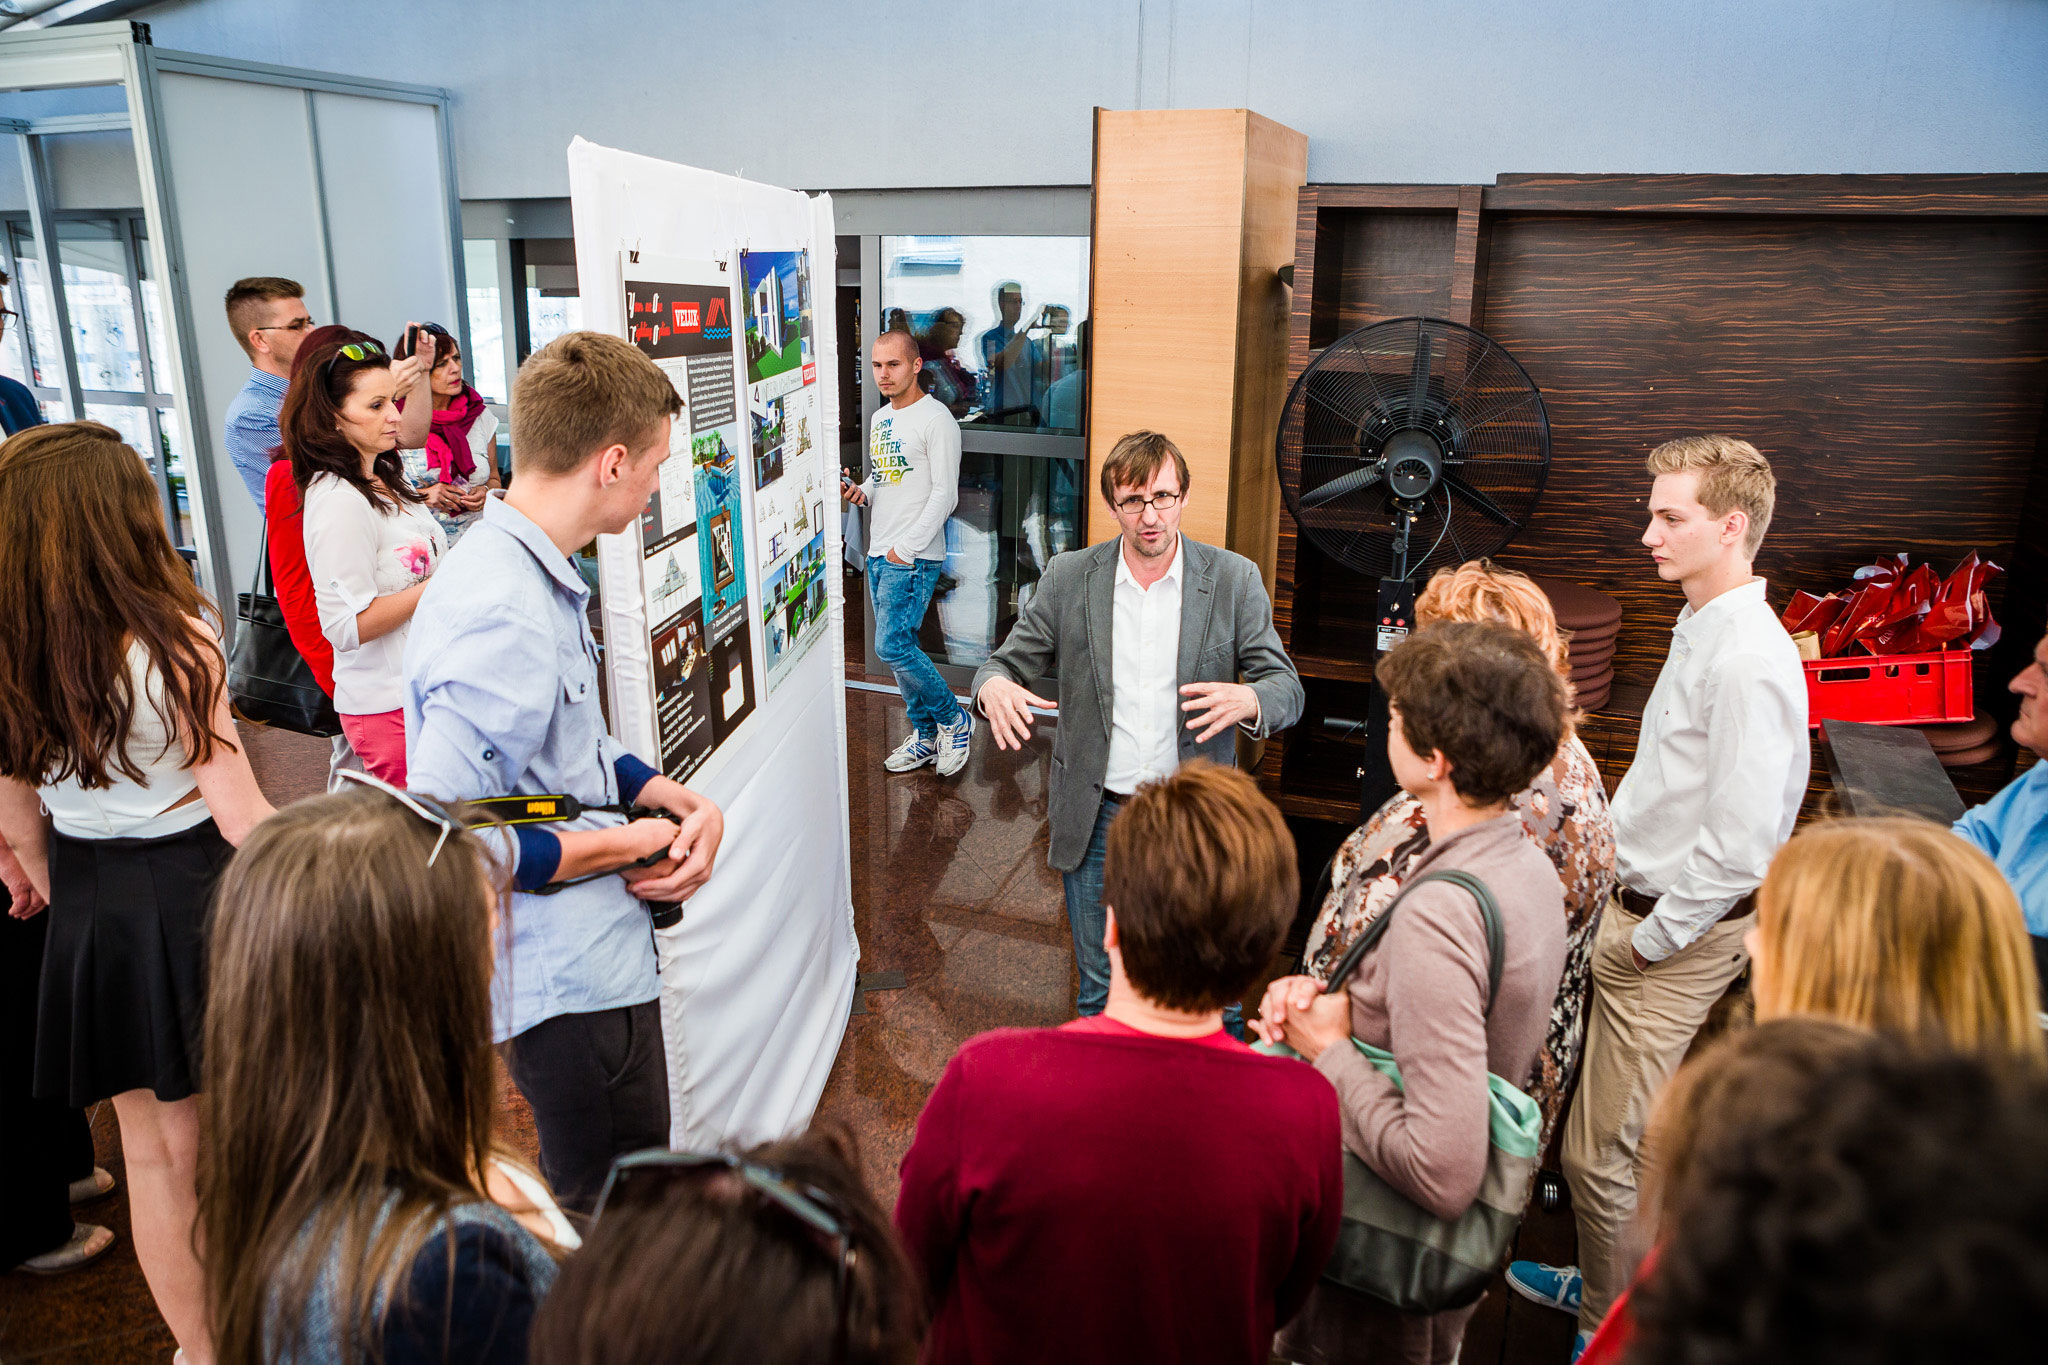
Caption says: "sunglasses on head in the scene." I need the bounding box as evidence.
[594,1149,858,1364]
[320,338,386,387]
[334,768,461,867]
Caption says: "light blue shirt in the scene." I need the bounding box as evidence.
[403,497,659,1043]
[223,366,289,510]
[1955,760,2048,938]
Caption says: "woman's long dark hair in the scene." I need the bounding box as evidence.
[282,330,422,510]
[0,422,227,787]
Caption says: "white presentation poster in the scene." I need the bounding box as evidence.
[570,138,855,1150]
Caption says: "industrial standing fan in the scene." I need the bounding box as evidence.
[1275,316,1552,815]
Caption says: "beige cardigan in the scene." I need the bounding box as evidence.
[1313,812,1567,1220]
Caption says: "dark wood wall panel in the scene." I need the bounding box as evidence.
[1324,211,1457,344]
[1265,177,2048,826]
[1480,213,2048,697]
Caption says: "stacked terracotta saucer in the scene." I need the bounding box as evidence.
[1916,715,2001,768]
[1531,576,1622,713]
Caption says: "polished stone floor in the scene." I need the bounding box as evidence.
[0,585,1580,1362]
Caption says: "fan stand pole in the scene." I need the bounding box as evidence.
[1360,506,1419,820]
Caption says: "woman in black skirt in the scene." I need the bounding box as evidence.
[0,421,276,1363]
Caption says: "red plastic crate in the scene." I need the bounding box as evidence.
[1803,649,1974,728]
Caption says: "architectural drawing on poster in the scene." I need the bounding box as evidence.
[761,528,830,691]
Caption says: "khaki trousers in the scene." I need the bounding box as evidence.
[1560,898,1750,1332]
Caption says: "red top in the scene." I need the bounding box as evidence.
[264,459,335,697]
[895,1018,1343,1365]
[1579,1247,1654,1365]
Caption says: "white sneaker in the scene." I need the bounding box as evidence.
[935,712,975,778]
[883,731,938,773]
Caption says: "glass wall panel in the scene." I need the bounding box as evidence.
[527,288,582,351]
[56,219,142,392]
[910,452,1085,670]
[880,234,1088,435]
[461,238,506,401]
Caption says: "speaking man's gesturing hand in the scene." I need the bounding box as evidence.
[978,675,1056,751]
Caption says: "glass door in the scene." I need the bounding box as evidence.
[2,212,191,553]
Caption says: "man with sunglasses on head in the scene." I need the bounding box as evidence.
[973,430,1303,1029]
[404,331,724,1215]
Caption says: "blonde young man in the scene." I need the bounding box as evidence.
[1508,436,1809,1361]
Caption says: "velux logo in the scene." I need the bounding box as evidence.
[672,301,701,333]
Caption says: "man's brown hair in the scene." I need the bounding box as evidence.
[1098,429,1191,506]
[1102,761,1297,1012]
[511,331,682,477]
[1376,620,1567,807]
[1645,434,1776,556]
[223,276,303,358]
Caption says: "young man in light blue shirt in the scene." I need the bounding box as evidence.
[405,331,724,1212]
[1954,628,2048,988]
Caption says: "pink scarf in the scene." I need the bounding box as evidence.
[424,386,485,483]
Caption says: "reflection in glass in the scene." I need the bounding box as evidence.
[57,219,144,392]
[911,453,1084,669]
[527,290,583,353]
[881,235,1088,435]
[8,223,65,395]
[156,405,193,548]
[0,266,29,386]
[462,239,507,401]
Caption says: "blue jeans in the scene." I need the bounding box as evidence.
[867,555,963,738]
[1060,792,1245,1037]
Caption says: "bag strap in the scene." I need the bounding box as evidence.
[249,520,275,599]
[1320,867,1506,1010]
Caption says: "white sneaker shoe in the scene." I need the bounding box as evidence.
[935,712,975,778]
[883,730,938,773]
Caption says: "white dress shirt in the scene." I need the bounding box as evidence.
[1103,536,1185,795]
[1611,578,1809,962]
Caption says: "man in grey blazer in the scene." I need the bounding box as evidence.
[974,431,1304,1023]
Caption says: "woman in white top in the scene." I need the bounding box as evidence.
[397,321,501,544]
[287,331,445,786]
[0,421,276,1364]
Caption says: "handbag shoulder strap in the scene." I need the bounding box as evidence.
[1320,867,1506,1010]
[250,519,275,599]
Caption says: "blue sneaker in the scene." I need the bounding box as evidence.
[883,731,937,773]
[1572,1331,1593,1363]
[1505,1260,1583,1316]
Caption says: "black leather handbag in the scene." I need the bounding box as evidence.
[228,527,341,737]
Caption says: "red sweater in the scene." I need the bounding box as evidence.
[895,1018,1343,1365]
[264,459,335,697]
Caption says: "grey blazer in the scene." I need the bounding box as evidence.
[972,535,1304,873]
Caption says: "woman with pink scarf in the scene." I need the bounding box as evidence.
[397,322,501,543]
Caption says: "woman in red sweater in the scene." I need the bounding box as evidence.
[895,763,1342,1365]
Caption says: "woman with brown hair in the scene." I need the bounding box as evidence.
[200,780,573,1364]
[285,330,445,786]
[0,421,276,1362]
[1301,559,1617,1147]
[1747,816,2045,1060]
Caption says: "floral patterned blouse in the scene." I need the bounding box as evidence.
[1301,732,1618,1149]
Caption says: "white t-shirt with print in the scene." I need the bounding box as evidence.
[863,392,961,563]
[302,472,445,715]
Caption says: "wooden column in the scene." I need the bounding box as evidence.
[1086,108,1308,589]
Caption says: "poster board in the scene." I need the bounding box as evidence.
[570,138,854,1149]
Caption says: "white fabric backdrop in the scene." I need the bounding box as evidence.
[567,138,856,1149]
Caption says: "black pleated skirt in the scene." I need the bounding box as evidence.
[34,819,232,1107]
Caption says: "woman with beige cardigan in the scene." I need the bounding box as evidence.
[1256,621,1571,1364]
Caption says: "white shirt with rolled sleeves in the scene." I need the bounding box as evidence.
[1610,578,1808,962]
[862,393,960,563]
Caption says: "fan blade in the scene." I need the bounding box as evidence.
[1442,472,1520,528]
[1407,318,1433,414]
[1299,464,1384,509]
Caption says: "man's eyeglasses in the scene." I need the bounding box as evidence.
[1113,489,1184,516]
[594,1149,857,1363]
[334,768,460,867]
[254,316,316,333]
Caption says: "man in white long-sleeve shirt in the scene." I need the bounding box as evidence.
[1509,435,1808,1359]
[845,329,972,775]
